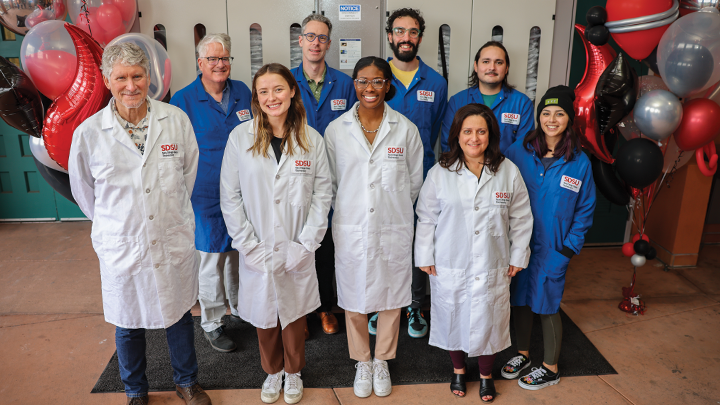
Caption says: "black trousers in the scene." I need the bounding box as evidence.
[410,266,426,309]
[315,228,336,312]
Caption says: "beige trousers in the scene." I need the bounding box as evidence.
[345,309,401,362]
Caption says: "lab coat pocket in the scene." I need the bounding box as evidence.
[542,248,571,310]
[288,175,313,207]
[489,208,509,236]
[332,224,364,269]
[158,159,184,196]
[243,241,267,274]
[381,162,407,192]
[380,224,413,265]
[93,235,141,275]
[165,221,196,266]
[435,267,467,305]
[286,241,314,273]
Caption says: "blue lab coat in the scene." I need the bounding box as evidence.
[386,57,448,179]
[292,63,357,136]
[441,86,535,155]
[170,75,252,252]
[505,139,596,314]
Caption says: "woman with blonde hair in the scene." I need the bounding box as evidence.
[220,63,332,404]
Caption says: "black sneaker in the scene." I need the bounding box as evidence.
[518,366,560,390]
[204,326,237,352]
[501,354,531,379]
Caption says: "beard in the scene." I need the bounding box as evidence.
[119,92,146,110]
[389,40,418,63]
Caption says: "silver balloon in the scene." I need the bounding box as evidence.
[29,135,67,174]
[0,0,67,36]
[631,254,647,267]
[633,90,683,141]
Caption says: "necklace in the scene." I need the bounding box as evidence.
[355,105,386,134]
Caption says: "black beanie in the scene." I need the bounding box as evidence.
[537,85,575,124]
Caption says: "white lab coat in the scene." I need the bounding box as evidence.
[68,98,200,330]
[220,120,332,329]
[324,103,424,314]
[414,160,533,356]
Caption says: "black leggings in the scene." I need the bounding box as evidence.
[513,305,562,366]
[449,351,496,377]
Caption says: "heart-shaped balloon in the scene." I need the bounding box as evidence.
[606,0,674,60]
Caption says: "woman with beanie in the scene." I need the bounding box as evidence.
[503,85,596,390]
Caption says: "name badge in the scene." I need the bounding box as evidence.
[501,113,521,125]
[386,147,405,161]
[292,159,313,175]
[417,90,435,102]
[236,109,251,122]
[560,175,582,193]
[159,143,181,158]
[331,99,347,111]
[493,191,511,206]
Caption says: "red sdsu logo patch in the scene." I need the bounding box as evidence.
[292,160,313,175]
[159,144,180,158]
[493,191,511,206]
[417,90,435,102]
[501,113,521,125]
[331,99,347,111]
[386,147,405,161]
[236,109,251,121]
[560,175,582,193]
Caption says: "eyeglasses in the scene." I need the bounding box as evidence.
[302,32,330,44]
[201,57,234,66]
[354,78,389,89]
[392,27,421,38]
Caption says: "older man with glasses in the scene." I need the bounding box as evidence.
[291,13,357,336]
[170,33,253,353]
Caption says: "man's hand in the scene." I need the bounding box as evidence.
[508,265,523,277]
[420,265,437,276]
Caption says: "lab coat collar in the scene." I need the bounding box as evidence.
[342,102,399,156]
[101,98,163,159]
[247,119,297,170]
[460,162,494,194]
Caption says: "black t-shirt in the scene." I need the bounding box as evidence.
[541,156,560,171]
[271,137,283,164]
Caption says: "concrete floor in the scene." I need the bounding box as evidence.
[0,222,719,405]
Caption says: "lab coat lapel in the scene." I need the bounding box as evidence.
[370,104,395,148]
[102,101,142,157]
[343,109,372,156]
[142,100,166,166]
[478,165,493,192]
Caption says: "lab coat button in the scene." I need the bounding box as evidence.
[274,247,279,252]
[369,159,374,164]
[474,206,479,211]
[152,240,157,245]
[276,175,280,179]
[540,173,544,176]
[370,183,375,189]
[275,199,280,204]
[143,163,146,167]
[145,188,150,193]
[475,276,479,280]
[149,215,154,220]
[370,208,374,213]
[154,264,160,269]
[475,231,480,235]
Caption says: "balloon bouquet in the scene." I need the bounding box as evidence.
[0,0,172,203]
[575,0,720,315]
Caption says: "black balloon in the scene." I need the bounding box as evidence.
[595,53,638,145]
[634,239,650,255]
[645,246,657,260]
[32,156,77,205]
[0,56,44,137]
[586,25,610,46]
[591,155,630,205]
[615,138,664,189]
[586,6,608,26]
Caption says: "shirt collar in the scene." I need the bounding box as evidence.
[303,66,326,84]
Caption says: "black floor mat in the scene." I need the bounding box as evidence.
[91,309,616,392]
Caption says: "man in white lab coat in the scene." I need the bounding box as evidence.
[68,43,210,405]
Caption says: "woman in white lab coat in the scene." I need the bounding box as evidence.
[414,103,533,402]
[220,63,332,405]
[324,56,424,399]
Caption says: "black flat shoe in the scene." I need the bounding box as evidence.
[450,373,467,397]
[480,378,496,403]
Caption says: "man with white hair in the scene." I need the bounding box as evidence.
[171,33,252,353]
[68,43,210,405]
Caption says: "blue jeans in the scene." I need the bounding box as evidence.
[115,311,198,397]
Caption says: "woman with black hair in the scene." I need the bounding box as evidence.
[324,56,424,398]
[415,103,533,402]
[503,85,596,391]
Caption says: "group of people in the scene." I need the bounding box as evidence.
[67,7,596,405]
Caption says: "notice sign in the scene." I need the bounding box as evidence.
[339,4,361,20]
[340,39,361,70]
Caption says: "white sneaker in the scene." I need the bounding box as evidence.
[373,358,392,397]
[353,360,374,398]
[261,370,283,403]
[284,371,304,404]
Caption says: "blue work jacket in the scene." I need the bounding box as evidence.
[386,57,448,179]
[441,86,534,155]
[505,139,596,314]
[292,63,357,136]
[169,75,252,252]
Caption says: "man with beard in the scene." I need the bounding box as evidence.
[441,41,534,154]
[291,14,357,336]
[170,33,252,353]
[368,7,447,340]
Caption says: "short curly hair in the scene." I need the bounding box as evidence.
[385,8,425,38]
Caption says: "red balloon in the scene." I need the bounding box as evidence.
[110,0,137,23]
[696,142,718,177]
[574,24,617,164]
[622,242,635,257]
[42,23,111,170]
[53,0,66,19]
[97,4,124,31]
[23,49,78,100]
[674,99,720,151]
[606,0,674,60]
[632,233,650,243]
[103,24,127,45]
